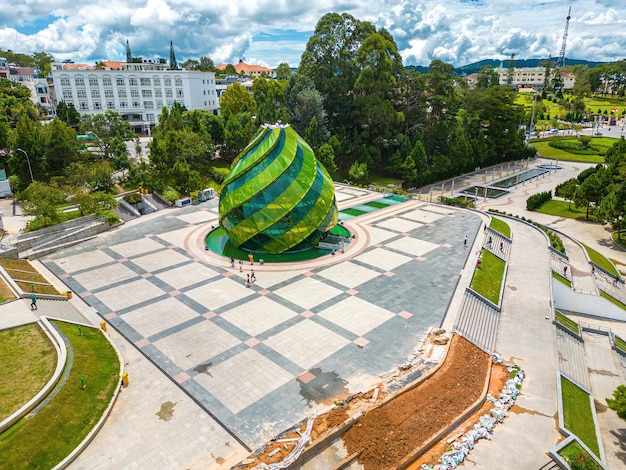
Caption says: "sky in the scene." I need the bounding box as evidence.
[0,1,624,69]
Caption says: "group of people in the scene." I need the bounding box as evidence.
[230,256,257,287]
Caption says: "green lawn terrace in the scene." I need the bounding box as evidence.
[218,123,338,255]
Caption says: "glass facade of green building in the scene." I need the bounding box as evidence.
[218,124,338,254]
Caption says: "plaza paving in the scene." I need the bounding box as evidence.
[40,185,482,462]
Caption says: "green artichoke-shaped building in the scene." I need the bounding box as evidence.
[218,123,338,254]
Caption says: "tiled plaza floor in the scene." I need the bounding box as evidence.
[42,186,482,450]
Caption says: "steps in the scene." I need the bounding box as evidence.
[29,299,91,324]
[483,229,511,261]
[556,327,591,390]
[454,290,500,353]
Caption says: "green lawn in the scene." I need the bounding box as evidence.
[561,375,601,458]
[558,440,603,470]
[470,249,506,305]
[0,321,120,469]
[532,141,605,163]
[0,324,56,420]
[535,199,589,220]
[555,310,579,334]
[581,242,620,278]
[552,270,572,288]
[489,217,511,238]
[614,335,626,353]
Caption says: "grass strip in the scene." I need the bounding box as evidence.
[0,321,120,469]
[581,243,620,278]
[560,376,601,458]
[489,217,511,238]
[535,200,590,221]
[612,231,626,249]
[614,335,626,353]
[552,270,572,288]
[555,310,579,334]
[470,249,506,305]
[558,440,603,470]
[0,324,56,420]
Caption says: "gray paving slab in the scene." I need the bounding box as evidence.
[36,187,482,462]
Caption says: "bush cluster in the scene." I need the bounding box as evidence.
[440,196,475,208]
[526,190,552,210]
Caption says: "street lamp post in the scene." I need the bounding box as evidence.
[16,148,34,183]
[87,131,105,165]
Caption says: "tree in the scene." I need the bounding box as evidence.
[275,63,293,81]
[43,119,77,176]
[348,161,368,181]
[252,77,288,125]
[573,171,605,219]
[555,178,578,208]
[9,115,45,190]
[169,159,202,195]
[219,82,255,120]
[285,74,328,143]
[72,189,118,216]
[477,65,500,88]
[55,102,81,128]
[606,385,626,420]
[299,13,375,145]
[316,142,337,174]
[352,29,405,171]
[20,181,68,228]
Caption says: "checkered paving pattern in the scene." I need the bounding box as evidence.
[42,187,481,448]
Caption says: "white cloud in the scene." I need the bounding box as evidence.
[0,0,624,67]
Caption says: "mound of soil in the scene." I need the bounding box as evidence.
[239,334,490,469]
[342,334,490,469]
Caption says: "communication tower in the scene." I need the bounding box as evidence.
[556,7,571,68]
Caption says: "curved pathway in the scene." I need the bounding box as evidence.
[466,218,561,468]
[560,236,597,294]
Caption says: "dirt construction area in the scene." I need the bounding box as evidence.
[240,334,493,469]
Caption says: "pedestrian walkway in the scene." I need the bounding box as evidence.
[467,218,561,468]
[33,185,482,467]
[27,298,91,324]
[560,236,597,294]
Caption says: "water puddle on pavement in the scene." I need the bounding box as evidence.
[156,401,176,421]
[298,368,349,407]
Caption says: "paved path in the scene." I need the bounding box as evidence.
[560,236,597,294]
[1,167,624,468]
[31,186,482,468]
[465,218,561,468]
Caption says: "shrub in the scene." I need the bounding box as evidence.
[440,196,475,208]
[527,190,552,210]
[161,187,181,203]
[123,192,143,205]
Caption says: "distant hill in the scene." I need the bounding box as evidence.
[454,57,607,76]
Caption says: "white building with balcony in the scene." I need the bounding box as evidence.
[50,61,219,134]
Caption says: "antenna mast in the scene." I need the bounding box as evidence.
[556,6,571,68]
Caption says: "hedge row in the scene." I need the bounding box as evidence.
[527,190,552,210]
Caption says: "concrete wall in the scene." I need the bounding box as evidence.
[553,280,626,321]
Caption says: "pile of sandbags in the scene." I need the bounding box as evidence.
[421,365,525,470]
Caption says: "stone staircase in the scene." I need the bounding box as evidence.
[483,228,511,261]
[556,327,591,390]
[454,289,500,354]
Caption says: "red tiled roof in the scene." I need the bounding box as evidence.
[216,61,271,74]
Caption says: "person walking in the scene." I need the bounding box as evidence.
[464,235,468,248]
[246,273,251,288]
[250,269,256,283]
[230,256,235,268]
[30,293,37,310]
[500,241,504,252]
[248,253,254,265]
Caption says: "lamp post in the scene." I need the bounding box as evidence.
[86,131,105,165]
[16,148,34,183]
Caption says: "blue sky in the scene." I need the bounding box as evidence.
[0,1,624,68]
